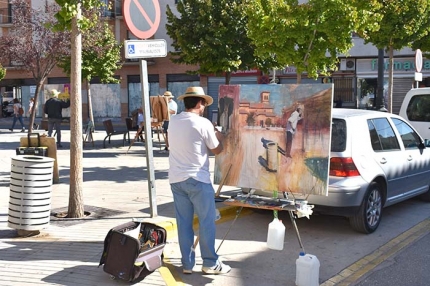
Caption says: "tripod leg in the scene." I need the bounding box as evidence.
[289,210,305,252]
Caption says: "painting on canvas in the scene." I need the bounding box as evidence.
[214,84,333,196]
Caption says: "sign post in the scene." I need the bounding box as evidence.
[123,0,164,217]
[415,49,423,88]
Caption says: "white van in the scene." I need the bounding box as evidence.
[399,87,430,140]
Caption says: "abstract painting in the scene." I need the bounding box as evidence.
[214,84,333,196]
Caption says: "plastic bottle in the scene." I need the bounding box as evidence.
[266,217,285,250]
[295,252,320,286]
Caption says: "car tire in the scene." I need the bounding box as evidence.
[420,188,430,202]
[349,182,383,234]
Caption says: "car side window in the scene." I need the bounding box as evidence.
[367,118,400,151]
[391,118,422,149]
[368,120,382,151]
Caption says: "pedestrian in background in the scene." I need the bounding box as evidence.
[44,89,70,148]
[168,87,230,275]
[9,98,25,132]
[28,97,35,117]
[162,91,178,152]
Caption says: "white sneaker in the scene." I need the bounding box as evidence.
[202,261,231,274]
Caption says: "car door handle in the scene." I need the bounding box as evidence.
[407,155,413,161]
[380,158,387,164]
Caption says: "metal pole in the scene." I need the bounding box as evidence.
[288,211,305,252]
[140,59,157,217]
[377,48,385,110]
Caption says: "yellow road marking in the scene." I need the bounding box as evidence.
[321,218,430,286]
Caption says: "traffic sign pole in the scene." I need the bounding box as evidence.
[140,59,157,217]
[415,49,423,88]
[123,0,163,217]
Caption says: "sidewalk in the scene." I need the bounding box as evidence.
[0,125,241,286]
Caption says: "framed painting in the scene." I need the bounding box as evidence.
[214,84,333,196]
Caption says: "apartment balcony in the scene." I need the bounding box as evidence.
[0,8,12,26]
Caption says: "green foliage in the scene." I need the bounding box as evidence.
[245,0,382,79]
[58,21,122,83]
[54,0,102,31]
[364,0,430,50]
[0,65,5,81]
[166,0,275,80]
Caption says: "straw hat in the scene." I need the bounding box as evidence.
[177,87,213,106]
[163,91,174,98]
[50,89,60,98]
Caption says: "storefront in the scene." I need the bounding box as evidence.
[356,57,430,114]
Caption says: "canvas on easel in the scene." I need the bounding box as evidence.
[214,84,333,196]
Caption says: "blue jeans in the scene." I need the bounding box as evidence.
[171,177,218,270]
[11,115,24,130]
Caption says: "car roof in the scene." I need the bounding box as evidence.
[332,108,395,119]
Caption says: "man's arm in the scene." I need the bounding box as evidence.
[210,130,224,155]
[62,100,71,109]
[44,100,49,114]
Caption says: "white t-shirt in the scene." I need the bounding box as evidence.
[168,100,178,116]
[168,112,219,184]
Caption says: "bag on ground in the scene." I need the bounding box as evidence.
[99,221,167,282]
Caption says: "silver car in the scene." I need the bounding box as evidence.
[308,109,430,233]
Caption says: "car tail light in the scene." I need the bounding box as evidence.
[330,157,360,177]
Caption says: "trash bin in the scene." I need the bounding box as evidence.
[8,155,55,231]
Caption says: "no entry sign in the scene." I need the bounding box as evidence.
[123,0,161,39]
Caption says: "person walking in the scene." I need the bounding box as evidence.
[44,89,70,148]
[285,106,303,158]
[9,98,25,132]
[162,91,178,152]
[28,97,35,117]
[168,86,230,275]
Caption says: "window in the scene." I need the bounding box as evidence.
[100,0,120,18]
[368,120,382,151]
[406,94,430,122]
[368,118,400,151]
[330,119,346,152]
[392,118,422,149]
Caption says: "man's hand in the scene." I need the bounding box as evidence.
[215,130,225,142]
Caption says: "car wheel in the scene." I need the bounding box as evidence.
[349,182,383,234]
[420,188,430,202]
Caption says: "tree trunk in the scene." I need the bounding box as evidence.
[225,72,231,84]
[388,46,394,113]
[28,82,43,133]
[68,5,84,218]
[296,72,302,84]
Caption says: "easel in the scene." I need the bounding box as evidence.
[126,120,167,154]
[83,120,94,147]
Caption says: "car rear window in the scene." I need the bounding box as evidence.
[331,119,346,152]
[406,94,430,122]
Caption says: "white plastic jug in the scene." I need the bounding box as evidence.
[266,217,285,250]
[295,252,320,286]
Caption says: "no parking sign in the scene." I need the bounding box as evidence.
[123,0,161,39]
